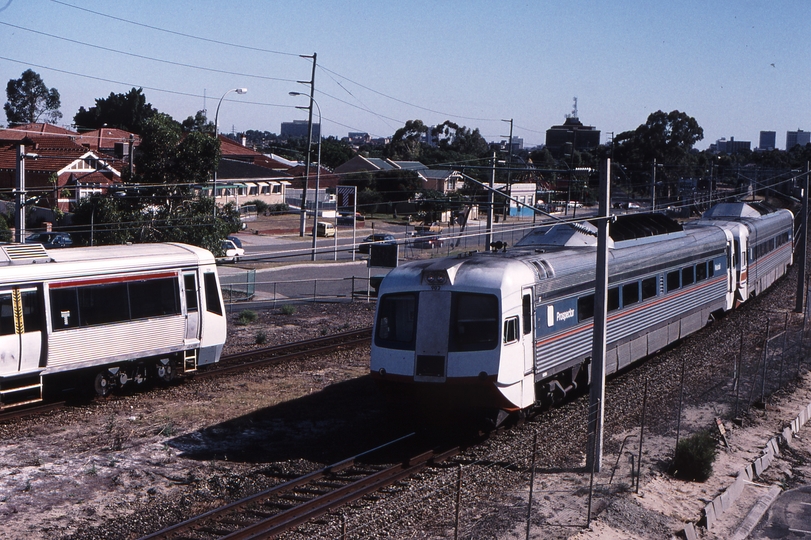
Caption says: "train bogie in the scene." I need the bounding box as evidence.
[371,203,795,424]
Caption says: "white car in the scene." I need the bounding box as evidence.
[220,239,244,262]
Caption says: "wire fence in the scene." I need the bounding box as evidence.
[277,285,811,539]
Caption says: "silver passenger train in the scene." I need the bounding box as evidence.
[370,202,794,422]
[0,242,227,407]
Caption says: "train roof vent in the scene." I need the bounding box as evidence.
[0,244,51,264]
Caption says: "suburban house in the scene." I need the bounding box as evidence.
[333,155,463,194]
[206,158,292,209]
[0,134,123,213]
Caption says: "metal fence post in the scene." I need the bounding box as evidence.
[637,379,648,493]
[526,432,537,540]
[454,464,462,540]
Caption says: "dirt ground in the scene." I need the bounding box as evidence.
[1,300,811,539]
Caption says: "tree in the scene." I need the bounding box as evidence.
[319,136,355,169]
[387,119,429,161]
[73,88,158,133]
[181,110,214,133]
[4,69,62,125]
[134,113,218,213]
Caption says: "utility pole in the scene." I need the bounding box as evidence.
[796,163,809,313]
[15,144,27,243]
[586,159,611,471]
[298,52,317,237]
[501,118,513,221]
[485,152,495,250]
[651,158,657,211]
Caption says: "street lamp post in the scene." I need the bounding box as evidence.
[290,92,322,261]
[212,88,247,216]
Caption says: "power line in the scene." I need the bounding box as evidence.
[0,21,298,84]
[0,55,292,111]
[49,0,301,57]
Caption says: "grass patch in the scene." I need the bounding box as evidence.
[236,310,258,326]
[255,330,267,345]
[669,430,717,482]
[280,304,296,315]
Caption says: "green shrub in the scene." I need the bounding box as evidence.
[280,304,296,316]
[237,310,258,326]
[255,331,267,345]
[669,430,717,482]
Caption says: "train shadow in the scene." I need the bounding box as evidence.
[167,375,415,465]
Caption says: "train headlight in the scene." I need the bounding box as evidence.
[424,270,448,286]
[378,368,387,377]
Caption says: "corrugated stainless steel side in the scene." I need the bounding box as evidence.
[47,317,186,368]
[535,276,727,375]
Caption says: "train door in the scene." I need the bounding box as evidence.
[414,290,451,381]
[737,227,750,302]
[521,288,535,375]
[183,272,201,342]
[0,287,43,377]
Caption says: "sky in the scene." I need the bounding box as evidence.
[0,0,808,151]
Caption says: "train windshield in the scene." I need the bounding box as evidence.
[375,293,417,348]
[449,293,499,352]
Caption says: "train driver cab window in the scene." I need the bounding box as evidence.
[450,293,499,352]
[503,316,519,344]
[203,273,223,316]
[375,293,416,348]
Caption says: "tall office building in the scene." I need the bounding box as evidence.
[759,131,776,151]
[787,129,810,150]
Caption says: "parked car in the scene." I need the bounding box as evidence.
[358,233,396,254]
[316,222,335,237]
[220,239,244,262]
[410,233,444,249]
[226,235,243,249]
[24,232,73,248]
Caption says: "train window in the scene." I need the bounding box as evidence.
[203,273,223,316]
[504,316,519,344]
[21,290,41,332]
[709,261,716,277]
[50,288,80,330]
[641,277,657,300]
[696,262,707,282]
[450,293,499,352]
[522,294,532,335]
[577,295,594,322]
[0,294,13,335]
[78,283,129,326]
[184,274,198,312]
[623,282,639,306]
[666,271,680,293]
[130,278,180,319]
[375,293,417,347]
[608,287,619,312]
[682,266,695,287]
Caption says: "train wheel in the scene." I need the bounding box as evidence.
[94,372,112,397]
[157,361,174,382]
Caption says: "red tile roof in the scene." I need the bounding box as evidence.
[0,123,79,140]
[75,128,141,150]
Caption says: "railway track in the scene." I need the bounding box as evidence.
[0,327,372,423]
[139,434,460,540]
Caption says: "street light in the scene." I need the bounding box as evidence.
[212,87,247,216]
[289,91,322,261]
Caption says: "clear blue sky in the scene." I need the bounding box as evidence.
[1,0,808,151]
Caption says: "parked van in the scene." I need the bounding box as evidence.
[316,221,335,237]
